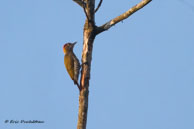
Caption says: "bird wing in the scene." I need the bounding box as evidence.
[73,53,80,83]
[64,55,74,80]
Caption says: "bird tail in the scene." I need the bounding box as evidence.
[74,81,81,91]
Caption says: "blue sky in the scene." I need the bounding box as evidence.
[0,0,194,129]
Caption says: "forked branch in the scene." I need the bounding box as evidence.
[72,0,92,22]
[95,0,152,35]
[72,1,152,129]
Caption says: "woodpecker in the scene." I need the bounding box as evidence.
[63,42,81,91]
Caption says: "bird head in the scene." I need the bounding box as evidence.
[63,42,77,54]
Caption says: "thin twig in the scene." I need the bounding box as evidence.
[83,2,90,21]
[73,0,91,21]
[95,0,103,13]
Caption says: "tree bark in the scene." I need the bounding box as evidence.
[77,0,95,129]
[77,25,95,129]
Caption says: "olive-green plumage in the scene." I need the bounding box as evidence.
[63,42,81,90]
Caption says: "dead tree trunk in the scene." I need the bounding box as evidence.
[77,1,96,129]
[72,0,152,129]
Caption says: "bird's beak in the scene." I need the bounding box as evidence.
[72,42,77,46]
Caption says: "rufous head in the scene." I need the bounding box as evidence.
[63,42,77,54]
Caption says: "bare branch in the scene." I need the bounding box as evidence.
[72,0,91,21]
[95,0,152,35]
[73,0,84,7]
[83,2,90,21]
[82,0,95,24]
[95,0,103,13]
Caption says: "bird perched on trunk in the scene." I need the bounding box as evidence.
[63,42,81,91]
